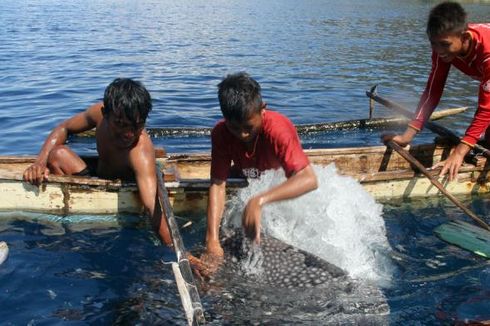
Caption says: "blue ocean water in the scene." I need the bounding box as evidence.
[2,0,490,324]
[1,0,489,155]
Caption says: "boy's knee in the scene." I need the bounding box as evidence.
[47,145,70,165]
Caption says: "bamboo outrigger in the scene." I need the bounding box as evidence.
[76,107,467,138]
[0,139,489,216]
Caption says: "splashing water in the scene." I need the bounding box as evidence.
[240,241,265,277]
[223,164,393,283]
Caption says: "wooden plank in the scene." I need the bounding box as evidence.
[0,141,489,215]
[166,143,459,179]
[0,170,487,215]
[435,220,490,258]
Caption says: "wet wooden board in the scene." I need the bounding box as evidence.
[435,220,490,258]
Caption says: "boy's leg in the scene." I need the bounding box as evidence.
[47,145,87,175]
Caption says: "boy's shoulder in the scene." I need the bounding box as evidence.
[469,23,490,31]
[469,23,490,43]
[211,119,226,136]
[86,102,105,126]
[262,109,297,133]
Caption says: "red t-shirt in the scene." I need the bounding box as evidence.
[410,23,490,146]
[211,110,310,180]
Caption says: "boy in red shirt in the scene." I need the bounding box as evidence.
[193,72,318,273]
[385,1,490,181]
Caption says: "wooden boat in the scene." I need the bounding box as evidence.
[1,139,489,216]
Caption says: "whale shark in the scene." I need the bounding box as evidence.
[219,232,346,288]
[198,232,390,324]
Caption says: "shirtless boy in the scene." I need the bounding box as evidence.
[192,72,318,272]
[23,78,171,245]
[385,1,490,181]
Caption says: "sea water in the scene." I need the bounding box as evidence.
[2,0,490,323]
[2,195,490,323]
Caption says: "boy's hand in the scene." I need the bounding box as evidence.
[206,239,224,258]
[381,133,411,147]
[382,127,417,147]
[23,162,49,185]
[242,196,262,244]
[188,240,224,278]
[188,246,224,279]
[432,155,463,181]
[431,143,469,181]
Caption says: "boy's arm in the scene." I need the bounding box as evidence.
[23,103,101,184]
[242,164,317,242]
[387,52,450,146]
[189,179,226,277]
[435,71,490,181]
[131,144,172,246]
[204,123,231,256]
[409,52,450,132]
[205,179,226,256]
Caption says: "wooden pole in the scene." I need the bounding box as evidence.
[387,140,490,231]
[366,88,490,158]
[155,164,205,325]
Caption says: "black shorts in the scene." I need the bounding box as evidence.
[73,158,98,177]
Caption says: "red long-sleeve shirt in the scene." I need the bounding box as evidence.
[410,23,490,146]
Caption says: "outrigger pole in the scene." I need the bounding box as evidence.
[156,163,205,325]
[76,106,466,138]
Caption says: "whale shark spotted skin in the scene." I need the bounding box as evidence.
[203,232,390,324]
[220,233,346,288]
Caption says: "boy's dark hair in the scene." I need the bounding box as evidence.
[103,78,152,126]
[217,72,262,122]
[427,1,467,38]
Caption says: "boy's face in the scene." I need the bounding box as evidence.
[106,110,145,148]
[225,108,265,144]
[429,32,470,62]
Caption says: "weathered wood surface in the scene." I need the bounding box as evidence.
[1,142,490,215]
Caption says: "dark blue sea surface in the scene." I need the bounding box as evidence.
[2,0,490,324]
[1,0,490,155]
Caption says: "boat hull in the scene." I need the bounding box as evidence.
[1,142,489,215]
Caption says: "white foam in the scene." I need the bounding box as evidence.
[240,241,265,277]
[223,164,393,283]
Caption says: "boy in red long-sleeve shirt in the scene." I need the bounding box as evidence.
[385,1,490,181]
